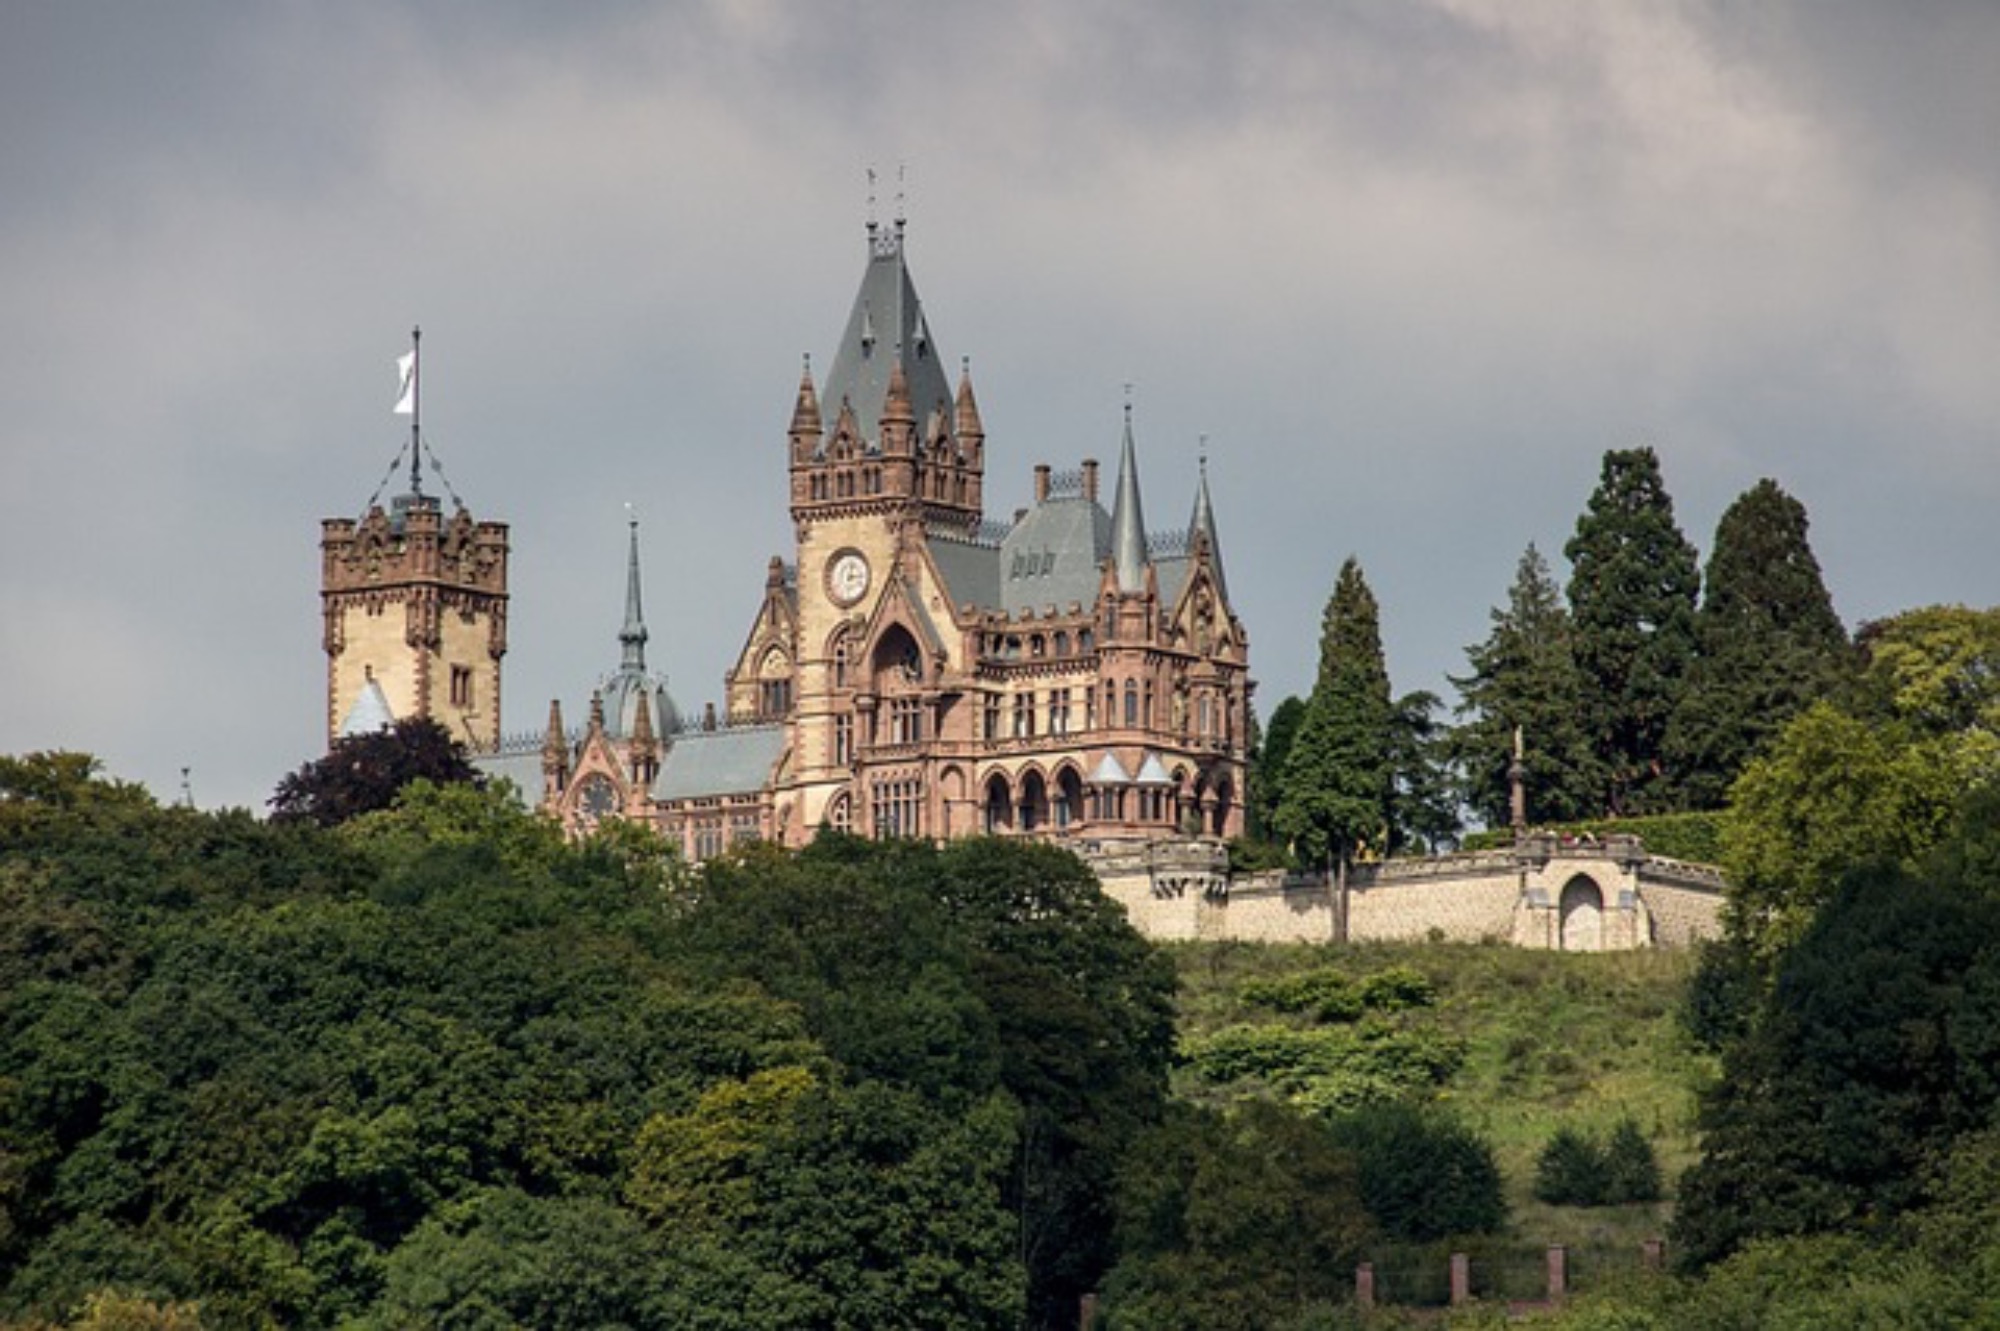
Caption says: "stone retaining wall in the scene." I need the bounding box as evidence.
[1085,837,1726,951]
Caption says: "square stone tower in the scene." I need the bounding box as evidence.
[320,489,509,750]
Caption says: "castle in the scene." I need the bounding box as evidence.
[325,218,1251,862]
[319,219,1722,951]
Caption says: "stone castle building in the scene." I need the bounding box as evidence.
[320,461,510,751]
[328,219,1251,861]
[320,220,1722,951]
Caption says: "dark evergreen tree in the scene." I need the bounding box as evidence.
[269,716,483,827]
[1563,447,1701,814]
[1668,478,1849,809]
[1246,695,1305,845]
[1601,1116,1663,1204]
[1387,689,1461,852]
[1450,543,1601,827]
[1273,558,1393,870]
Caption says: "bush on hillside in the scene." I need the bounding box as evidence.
[1533,1118,1663,1207]
[1325,1103,1505,1242]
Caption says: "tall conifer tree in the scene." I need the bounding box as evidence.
[1275,558,1393,869]
[1451,543,1600,827]
[1248,695,1307,843]
[1668,478,1849,808]
[1563,447,1701,814]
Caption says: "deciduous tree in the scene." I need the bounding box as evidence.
[268,718,482,828]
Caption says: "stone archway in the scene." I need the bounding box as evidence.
[1559,875,1605,952]
[1019,770,1050,833]
[984,772,1014,834]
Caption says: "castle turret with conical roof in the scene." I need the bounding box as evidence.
[1108,403,1150,594]
[1187,454,1229,601]
[597,513,680,739]
[788,219,983,531]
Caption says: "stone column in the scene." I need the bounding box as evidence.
[1450,1251,1471,1305]
[1355,1262,1375,1309]
[1547,1245,1568,1302]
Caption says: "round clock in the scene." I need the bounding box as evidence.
[828,551,871,606]
[576,774,618,828]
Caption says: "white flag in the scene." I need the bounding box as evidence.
[393,350,417,415]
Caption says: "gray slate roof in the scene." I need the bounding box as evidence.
[472,743,550,806]
[338,679,396,736]
[997,494,1112,614]
[821,225,953,447]
[653,725,787,801]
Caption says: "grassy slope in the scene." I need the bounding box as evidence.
[1165,939,1715,1255]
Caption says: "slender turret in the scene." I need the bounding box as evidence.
[1109,403,1150,593]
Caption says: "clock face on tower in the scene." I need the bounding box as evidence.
[576,774,618,829]
[828,550,871,606]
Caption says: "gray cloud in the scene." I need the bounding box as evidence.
[2,0,1994,810]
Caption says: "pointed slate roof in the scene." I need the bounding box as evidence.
[1090,752,1133,785]
[1187,455,1229,602]
[1109,405,1149,593]
[821,223,952,448]
[598,515,681,737]
[338,677,396,736]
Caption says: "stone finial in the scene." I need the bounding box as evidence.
[953,359,984,447]
[789,354,822,440]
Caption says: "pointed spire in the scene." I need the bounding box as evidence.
[789,354,822,441]
[630,690,658,788]
[953,358,984,452]
[632,688,655,748]
[822,221,951,447]
[883,354,914,433]
[1187,449,1229,602]
[619,510,649,673]
[541,697,570,795]
[833,397,861,451]
[1109,400,1150,594]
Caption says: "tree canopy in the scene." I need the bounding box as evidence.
[1273,557,1395,868]
[268,717,483,827]
[1451,543,1600,827]
[1563,447,1701,814]
[0,766,1175,1329]
[1668,478,1849,809]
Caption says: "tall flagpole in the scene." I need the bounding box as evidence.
[408,325,423,497]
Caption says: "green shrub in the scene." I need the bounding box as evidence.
[1181,1024,1465,1112]
[1239,965,1436,1025]
[1226,837,1293,876]
[1535,1125,1610,1206]
[1462,812,1726,863]
[1532,1118,1662,1207]
[1241,970,1363,1022]
[1356,965,1436,1013]
[1326,1103,1506,1242]
[1602,1118,1663,1204]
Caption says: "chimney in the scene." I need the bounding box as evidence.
[1033,464,1051,503]
[1081,458,1100,502]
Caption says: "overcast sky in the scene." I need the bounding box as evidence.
[4,1,1996,811]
